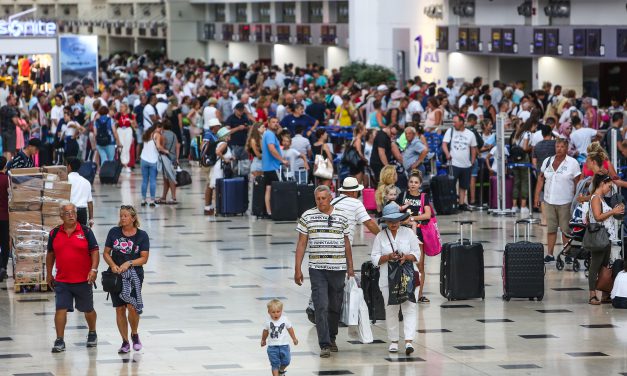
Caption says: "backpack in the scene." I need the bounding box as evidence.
[95,117,111,146]
[134,104,144,130]
[49,224,92,247]
[200,139,218,167]
[509,133,527,163]
[469,127,484,151]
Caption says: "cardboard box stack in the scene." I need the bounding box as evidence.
[8,166,70,292]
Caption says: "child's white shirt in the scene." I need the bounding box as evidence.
[264,315,292,346]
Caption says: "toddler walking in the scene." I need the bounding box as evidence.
[261,299,298,375]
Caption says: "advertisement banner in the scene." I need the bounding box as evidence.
[59,35,98,90]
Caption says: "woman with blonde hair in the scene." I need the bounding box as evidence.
[103,205,151,353]
[375,165,398,213]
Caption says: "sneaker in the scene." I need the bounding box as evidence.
[141,201,147,207]
[329,341,338,352]
[0,268,7,282]
[459,204,471,212]
[149,201,157,207]
[544,255,555,263]
[86,331,98,347]
[118,341,131,354]
[204,207,215,216]
[512,206,519,213]
[131,333,142,351]
[520,207,530,216]
[124,167,132,173]
[405,343,414,356]
[320,347,331,358]
[51,338,65,353]
[388,342,398,353]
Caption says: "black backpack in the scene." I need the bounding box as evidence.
[469,127,485,151]
[95,117,111,146]
[200,139,218,167]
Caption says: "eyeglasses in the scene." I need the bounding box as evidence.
[61,210,76,217]
[327,215,333,227]
[121,205,136,213]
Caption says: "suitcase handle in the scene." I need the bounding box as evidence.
[514,219,532,242]
[454,220,475,244]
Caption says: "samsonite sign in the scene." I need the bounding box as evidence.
[0,7,57,37]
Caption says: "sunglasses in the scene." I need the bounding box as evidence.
[327,215,333,227]
[120,205,136,214]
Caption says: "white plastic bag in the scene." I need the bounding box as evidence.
[341,277,360,325]
[356,288,374,343]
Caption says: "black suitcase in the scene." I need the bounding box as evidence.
[502,219,545,301]
[99,158,122,184]
[430,168,458,215]
[78,150,97,185]
[271,181,298,221]
[297,185,315,218]
[361,261,385,323]
[252,175,267,218]
[440,221,485,301]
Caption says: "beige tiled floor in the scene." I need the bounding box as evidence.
[1,166,626,375]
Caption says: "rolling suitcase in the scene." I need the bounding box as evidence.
[216,177,248,215]
[271,181,298,221]
[99,151,122,184]
[362,188,376,211]
[252,175,267,218]
[430,167,458,215]
[297,184,315,218]
[489,175,513,209]
[360,261,385,323]
[440,220,485,301]
[502,219,545,301]
[78,150,97,185]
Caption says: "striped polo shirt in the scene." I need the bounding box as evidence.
[296,207,350,271]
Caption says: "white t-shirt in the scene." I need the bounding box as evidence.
[469,105,483,119]
[284,148,304,172]
[570,127,597,155]
[263,315,292,347]
[331,194,371,245]
[202,106,218,129]
[183,81,196,97]
[406,100,424,123]
[443,128,477,168]
[291,135,311,157]
[540,155,581,205]
[50,105,65,132]
[61,121,79,138]
[530,130,543,147]
[68,172,93,208]
[611,271,627,299]
[143,105,158,130]
[156,102,168,118]
[517,110,531,122]
[559,107,584,124]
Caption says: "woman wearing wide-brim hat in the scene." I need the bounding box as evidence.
[370,202,420,355]
[207,127,233,212]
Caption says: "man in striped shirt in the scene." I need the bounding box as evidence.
[295,185,354,358]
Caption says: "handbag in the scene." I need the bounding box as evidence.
[384,230,417,305]
[222,159,234,179]
[176,169,192,187]
[101,270,122,294]
[419,193,442,257]
[314,154,333,180]
[341,142,362,170]
[582,197,610,252]
[595,264,614,293]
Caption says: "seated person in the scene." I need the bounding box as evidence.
[611,265,627,309]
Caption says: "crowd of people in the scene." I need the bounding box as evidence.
[3,53,627,368]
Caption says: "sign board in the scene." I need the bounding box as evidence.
[0,7,56,37]
[59,35,98,90]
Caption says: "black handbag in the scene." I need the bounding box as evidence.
[341,144,362,170]
[176,169,192,187]
[101,270,122,295]
[582,204,610,252]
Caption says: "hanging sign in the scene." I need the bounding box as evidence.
[0,7,57,37]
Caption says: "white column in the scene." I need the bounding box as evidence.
[537,57,583,96]
[274,45,307,68]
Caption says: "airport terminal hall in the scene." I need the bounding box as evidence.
[2,0,627,375]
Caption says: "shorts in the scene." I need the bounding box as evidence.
[110,271,144,308]
[267,345,291,370]
[263,170,279,187]
[136,128,144,144]
[54,281,94,313]
[2,131,16,153]
[451,166,472,191]
[251,157,263,173]
[544,202,571,234]
[206,165,214,181]
[471,159,480,177]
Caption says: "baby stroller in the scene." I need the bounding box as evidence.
[556,221,591,274]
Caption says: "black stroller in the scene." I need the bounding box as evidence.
[556,221,591,273]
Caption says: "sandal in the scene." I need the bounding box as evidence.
[588,296,601,305]
[166,200,178,205]
[601,297,612,304]
[155,199,166,205]
[418,296,430,304]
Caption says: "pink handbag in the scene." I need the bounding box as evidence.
[362,188,377,211]
[420,193,442,256]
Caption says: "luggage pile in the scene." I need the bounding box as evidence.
[8,166,71,293]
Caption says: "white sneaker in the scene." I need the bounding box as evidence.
[388,342,398,353]
[124,167,132,173]
[520,207,530,216]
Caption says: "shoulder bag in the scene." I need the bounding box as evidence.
[419,193,442,257]
[101,270,122,295]
[582,196,610,252]
[314,154,333,180]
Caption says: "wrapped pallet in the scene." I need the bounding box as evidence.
[8,167,70,293]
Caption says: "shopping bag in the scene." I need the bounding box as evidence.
[340,277,360,325]
[420,193,442,256]
[387,261,416,305]
[357,289,374,343]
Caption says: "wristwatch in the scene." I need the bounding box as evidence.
[90,269,98,273]
[128,260,133,267]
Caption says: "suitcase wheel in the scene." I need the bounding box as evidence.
[537,296,543,302]
[503,294,510,302]
[556,259,565,271]
[573,260,580,272]
[529,297,535,301]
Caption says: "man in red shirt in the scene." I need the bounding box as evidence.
[0,156,8,281]
[46,201,100,353]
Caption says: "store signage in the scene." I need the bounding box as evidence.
[0,7,57,37]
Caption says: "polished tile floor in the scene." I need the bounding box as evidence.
[2,166,627,376]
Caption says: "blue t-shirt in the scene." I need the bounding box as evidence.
[280,114,316,136]
[262,131,282,172]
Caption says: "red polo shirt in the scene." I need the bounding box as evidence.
[47,224,99,283]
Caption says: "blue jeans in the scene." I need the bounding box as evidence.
[141,160,158,200]
[267,345,290,370]
[96,145,115,166]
